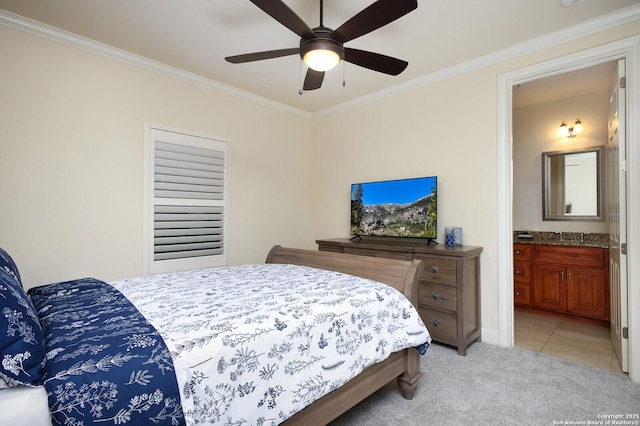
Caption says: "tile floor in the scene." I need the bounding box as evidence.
[514,310,622,373]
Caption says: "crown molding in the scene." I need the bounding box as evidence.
[0,9,312,120]
[1,4,638,120]
[314,3,640,118]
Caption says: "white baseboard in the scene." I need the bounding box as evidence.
[480,327,501,346]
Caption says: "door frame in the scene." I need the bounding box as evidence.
[497,35,640,383]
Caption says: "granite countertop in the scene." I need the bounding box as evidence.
[513,231,609,248]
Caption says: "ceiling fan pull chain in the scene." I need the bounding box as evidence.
[299,59,304,95]
[342,60,346,87]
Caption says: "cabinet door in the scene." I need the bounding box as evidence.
[533,263,567,311]
[567,267,607,319]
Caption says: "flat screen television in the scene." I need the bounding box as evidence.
[351,176,437,242]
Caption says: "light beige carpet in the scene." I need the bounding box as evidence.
[331,342,640,425]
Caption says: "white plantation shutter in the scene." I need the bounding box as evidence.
[145,126,228,274]
[154,142,225,200]
[153,205,224,260]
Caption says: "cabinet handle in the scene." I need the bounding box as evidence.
[515,290,521,296]
[568,272,572,281]
[561,271,565,281]
[433,292,440,300]
[432,266,439,273]
[516,250,521,255]
[432,319,440,327]
[515,269,521,275]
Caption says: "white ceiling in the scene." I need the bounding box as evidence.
[513,61,617,109]
[1,0,638,112]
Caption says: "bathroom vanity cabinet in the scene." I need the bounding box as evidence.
[514,242,609,324]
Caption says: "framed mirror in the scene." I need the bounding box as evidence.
[542,146,604,221]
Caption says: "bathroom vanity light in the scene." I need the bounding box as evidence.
[558,119,583,138]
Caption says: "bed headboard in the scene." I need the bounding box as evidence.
[265,245,423,306]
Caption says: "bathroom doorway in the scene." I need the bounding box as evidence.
[511,60,624,372]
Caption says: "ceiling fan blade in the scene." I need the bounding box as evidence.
[344,48,408,75]
[334,0,417,43]
[225,48,299,64]
[250,0,316,39]
[303,69,325,91]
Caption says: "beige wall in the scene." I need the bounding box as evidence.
[0,25,315,289]
[313,22,640,341]
[1,17,639,343]
[313,67,504,336]
[513,89,610,233]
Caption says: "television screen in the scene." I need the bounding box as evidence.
[351,176,437,240]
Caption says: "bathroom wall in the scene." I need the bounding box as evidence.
[513,87,610,234]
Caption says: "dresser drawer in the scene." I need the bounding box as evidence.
[514,244,531,261]
[415,255,457,284]
[418,282,457,311]
[419,308,457,341]
[343,247,412,261]
[514,283,531,306]
[343,247,374,257]
[514,260,531,283]
[372,250,413,261]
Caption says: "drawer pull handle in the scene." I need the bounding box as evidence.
[432,319,440,327]
[516,250,521,254]
[432,266,439,273]
[515,290,521,296]
[515,270,521,275]
[433,292,440,300]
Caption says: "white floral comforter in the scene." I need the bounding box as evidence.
[111,263,431,425]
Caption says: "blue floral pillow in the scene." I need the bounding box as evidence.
[0,248,45,389]
[0,247,21,287]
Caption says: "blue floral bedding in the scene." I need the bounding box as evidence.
[28,278,184,426]
[27,264,430,425]
[111,264,431,425]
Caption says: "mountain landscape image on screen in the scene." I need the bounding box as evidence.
[351,180,437,239]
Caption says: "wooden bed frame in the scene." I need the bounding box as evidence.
[265,245,425,425]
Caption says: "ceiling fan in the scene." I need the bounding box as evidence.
[225,0,418,91]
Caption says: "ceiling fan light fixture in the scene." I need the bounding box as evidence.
[304,49,341,72]
[300,38,343,72]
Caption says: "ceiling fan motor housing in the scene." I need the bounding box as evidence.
[299,28,344,62]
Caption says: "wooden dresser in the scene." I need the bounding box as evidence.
[513,243,609,326]
[317,238,483,355]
